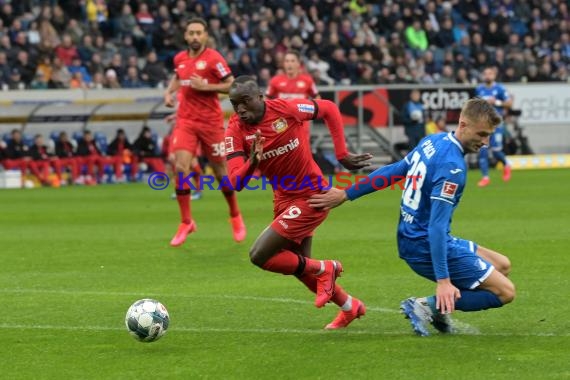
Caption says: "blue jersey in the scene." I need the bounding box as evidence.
[475,83,510,116]
[397,132,466,242]
[346,132,467,279]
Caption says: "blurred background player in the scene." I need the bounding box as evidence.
[54,132,80,185]
[29,134,60,187]
[226,76,372,329]
[76,130,123,185]
[133,126,166,174]
[3,129,31,183]
[164,18,246,247]
[107,129,135,181]
[265,50,320,101]
[309,98,516,336]
[163,113,203,201]
[401,89,426,150]
[476,66,513,187]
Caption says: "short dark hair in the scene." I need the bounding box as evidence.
[285,49,301,60]
[186,17,208,31]
[230,75,260,93]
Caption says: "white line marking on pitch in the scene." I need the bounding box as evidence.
[0,288,397,313]
[0,324,566,337]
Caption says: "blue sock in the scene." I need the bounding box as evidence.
[479,148,489,177]
[454,290,503,311]
[426,295,437,313]
[492,150,507,166]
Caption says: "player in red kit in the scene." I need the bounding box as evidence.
[164,18,246,247]
[266,50,319,100]
[226,76,372,329]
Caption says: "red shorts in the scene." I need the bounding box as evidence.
[171,118,225,163]
[271,197,329,245]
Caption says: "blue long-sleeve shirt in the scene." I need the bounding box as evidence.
[346,132,467,280]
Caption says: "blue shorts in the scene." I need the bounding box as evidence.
[400,237,495,290]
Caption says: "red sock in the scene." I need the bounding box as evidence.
[296,274,349,308]
[296,273,317,293]
[262,250,300,275]
[302,257,323,275]
[222,189,240,217]
[175,176,192,224]
[331,284,349,307]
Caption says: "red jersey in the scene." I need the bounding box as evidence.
[266,73,319,99]
[225,98,347,202]
[174,48,232,123]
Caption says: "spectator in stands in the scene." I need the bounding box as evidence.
[405,18,428,56]
[134,126,165,173]
[141,50,167,88]
[30,70,49,90]
[0,51,11,88]
[122,66,145,88]
[55,34,79,66]
[68,57,92,85]
[136,3,155,51]
[7,68,25,90]
[425,116,448,135]
[13,50,36,87]
[104,68,121,88]
[105,53,125,83]
[117,3,137,39]
[401,89,426,150]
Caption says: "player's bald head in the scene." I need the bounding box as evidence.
[230,75,260,96]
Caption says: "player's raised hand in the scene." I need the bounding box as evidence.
[308,187,347,210]
[190,74,207,90]
[164,92,175,108]
[250,129,265,166]
[339,152,374,170]
[435,279,461,314]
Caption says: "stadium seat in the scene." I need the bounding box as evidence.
[50,131,61,144]
[72,131,83,144]
[22,134,34,147]
[94,132,108,153]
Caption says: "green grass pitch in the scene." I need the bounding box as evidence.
[1,169,568,379]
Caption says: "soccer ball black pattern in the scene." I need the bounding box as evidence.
[125,299,170,342]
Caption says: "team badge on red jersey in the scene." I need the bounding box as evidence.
[272,118,288,133]
[441,181,458,199]
[296,81,306,88]
[196,60,207,70]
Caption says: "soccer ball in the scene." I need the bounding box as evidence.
[125,299,170,342]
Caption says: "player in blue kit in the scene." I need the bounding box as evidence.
[308,98,516,336]
[475,66,513,187]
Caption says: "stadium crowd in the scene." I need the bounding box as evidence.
[0,0,569,90]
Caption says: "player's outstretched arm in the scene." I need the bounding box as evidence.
[313,99,373,169]
[190,74,234,93]
[309,159,410,209]
[307,187,347,210]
